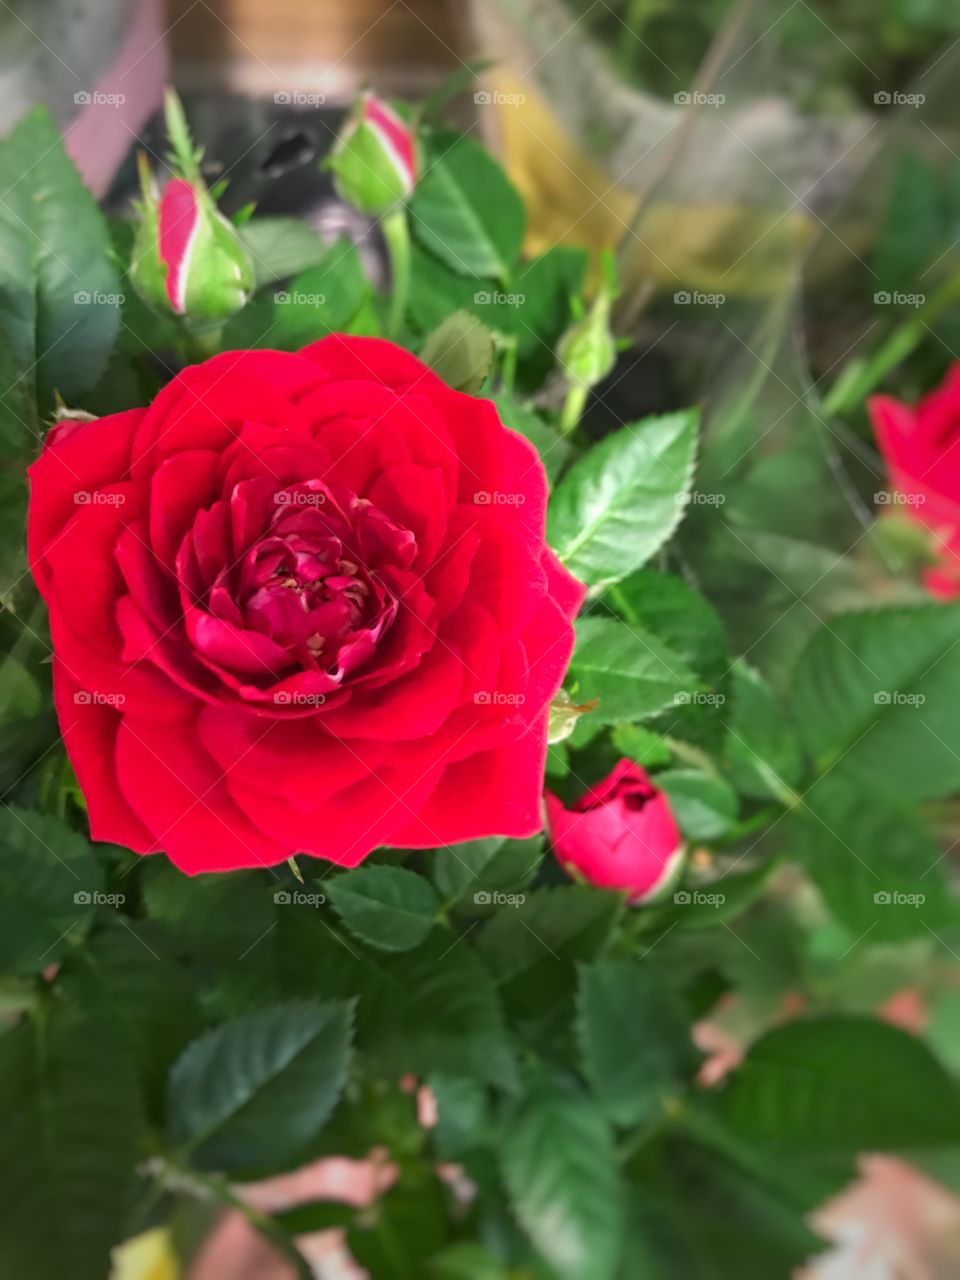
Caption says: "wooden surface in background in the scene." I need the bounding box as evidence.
[165,0,462,94]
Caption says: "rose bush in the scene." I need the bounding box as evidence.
[870,364,960,599]
[28,336,583,873]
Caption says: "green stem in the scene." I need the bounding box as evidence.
[822,272,960,417]
[559,384,588,434]
[382,206,412,340]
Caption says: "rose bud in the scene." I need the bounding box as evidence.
[557,287,617,391]
[131,92,254,327]
[870,365,960,599]
[132,168,254,326]
[328,92,417,216]
[546,759,685,903]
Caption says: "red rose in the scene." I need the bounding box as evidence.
[870,364,960,598]
[28,337,584,873]
[546,759,683,902]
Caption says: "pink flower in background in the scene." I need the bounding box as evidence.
[546,759,684,902]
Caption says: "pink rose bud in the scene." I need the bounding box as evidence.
[131,91,254,327]
[329,92,417,216]
[132,175,253,325]
[546,759,684,903]
[869,363,960,599]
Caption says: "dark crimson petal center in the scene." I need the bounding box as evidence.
[182,476,418,688]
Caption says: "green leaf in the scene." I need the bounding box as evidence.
[410,133,525,279]
[0,340,38,458]
[238,217,331,286]
[611,723,672,767]
[789,776,958,942]
[140,859,274,962]
[0,1002,141,1280]
[547,411,698,588]
[726,663,804,801]
[223,236,369,349]
[792,602,960,800]
[477,886,623,1028]
[873,149,941,290]
[656,770,739,841]
[327,865,439,952]
[493,395,569,482]
[275,920,516,1086]
[577,959,697,1126]
[59,924,204,1120]
[501,1077,623,1280]
[605,570,729,686]
[0,107,120,409]
[0,806,103,973]
[624,1141,822,1280]
[719,1016,960,1153]
[420,310,493,394]
[651,861,777,929]
[568,616,698,726]
[166,1000,353,1171]
[431,836,543,911]
[429,1242,508,1279]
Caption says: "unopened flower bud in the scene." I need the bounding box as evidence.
[329,92,417,216]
